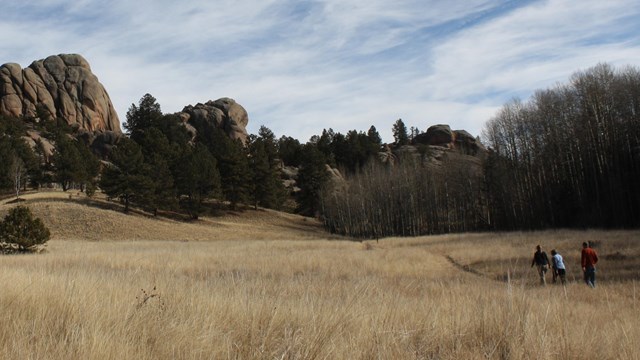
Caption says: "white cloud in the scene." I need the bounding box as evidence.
[1,0,640,142]
[428,0,640,98]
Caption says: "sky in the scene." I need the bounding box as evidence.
[2,0,640,143]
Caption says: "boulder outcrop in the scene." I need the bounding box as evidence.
[0,54,120,132]
[413,124,485,155]
[179,98,248,144]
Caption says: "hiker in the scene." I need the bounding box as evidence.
[581,242,599,288]
[550,249,566,285]
[531,245,551,285]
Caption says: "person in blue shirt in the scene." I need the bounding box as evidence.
[550,249,566,285]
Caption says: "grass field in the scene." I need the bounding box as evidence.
[1,192,639,359]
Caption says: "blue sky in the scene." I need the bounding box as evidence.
[2,0,640,143]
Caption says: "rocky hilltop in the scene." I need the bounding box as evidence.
[0,54,120,132]
[376,124,486,168]
[178,98,249,144]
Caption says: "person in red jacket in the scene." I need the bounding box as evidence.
[581,242,599,288]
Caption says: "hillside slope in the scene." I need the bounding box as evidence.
[0,192,333,241]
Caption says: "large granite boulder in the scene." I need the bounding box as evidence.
[413,124,485,156]
[179,98,248,144]
[414,124,454,147]
[0,54,121,132]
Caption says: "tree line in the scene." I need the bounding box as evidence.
[2,63,638,235]
[482,63,640,229]
[317,63,640,237]
[0,112,98,199]
[101,94,292,218]
[0,94,290,218]
[319,145,488,238]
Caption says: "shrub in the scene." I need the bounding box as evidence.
[0,206,50,253]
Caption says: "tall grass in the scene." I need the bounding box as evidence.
[1,230,638,359]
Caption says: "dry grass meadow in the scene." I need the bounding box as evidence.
[1,192,639,359]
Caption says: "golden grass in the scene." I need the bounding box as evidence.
[1,192,332,241]
[1,193,639,359]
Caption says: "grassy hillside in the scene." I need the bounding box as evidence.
[0,191,332,242]
[0,192,638,359]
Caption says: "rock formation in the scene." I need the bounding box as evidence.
[178,98,248,144]
[22,130,56,163]
[413,124,485,155]
[0,54,120,132]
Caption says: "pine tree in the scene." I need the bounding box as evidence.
[53,136,99,191]
[277,136,303,167]
[124,94,163,141]
[220,139,251,210]
[249,135,286,210]
[53,136,84,191]
[367,125,382,147]
[296,145,329,216]
[100,138,152,212]
[144,154,176,216]
[207,127,251,210]
[136,127,179,215]
[257,125,277,156]
[174,143,221,219]
[0,206,50,252]
[392,118,409,146]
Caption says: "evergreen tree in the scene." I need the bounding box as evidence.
[53,136,99,191]
[219,138,252,210]
[259,126,286,208]
[330,132,347,168]
[0,206,50,252]
[100,138,152,212]
[392,118,409,146]
[154,113,192,147]
[174,143,221,219]
[124,94,163,141]
[0,136,14,190]
[207,127,251,210]
[316,128,335,162]
[144,153,176,215]
[53,136,83,191]
[346,130,370,172]
[248,134,286,210]
[136,127,179,215]
[278,136,303,167]
[367,125,382,147]
[257,125,277,157]
[0,115,26,137]
[75,139,100,192]
[248,138,272,209]
[296,144,329,216]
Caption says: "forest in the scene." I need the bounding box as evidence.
[322,63,640,236]
[1,63,639,237]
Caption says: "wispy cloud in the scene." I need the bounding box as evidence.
[1,0,639,142]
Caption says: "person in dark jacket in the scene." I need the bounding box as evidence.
[581,242,599,288]
[531,245,551,285]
